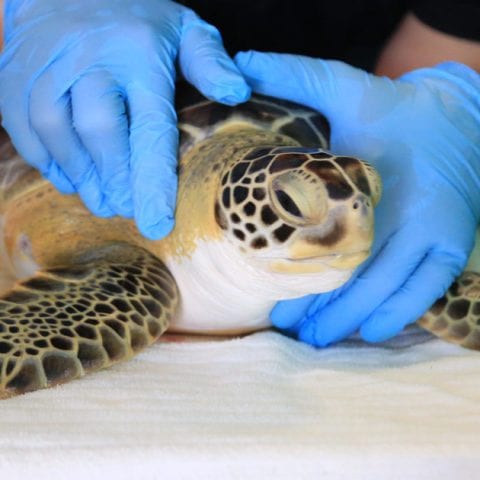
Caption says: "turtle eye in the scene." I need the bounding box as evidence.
[269,171,328,227]
[274,189,303,219]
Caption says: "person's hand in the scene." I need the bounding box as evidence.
[235,51,480,345]
[0,0,250,239]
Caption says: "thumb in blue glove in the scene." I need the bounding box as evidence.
[235,51,480,346]
[0,0,251,239]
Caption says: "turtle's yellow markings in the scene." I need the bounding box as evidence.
[158,128,298,260]
[3,181,145,271]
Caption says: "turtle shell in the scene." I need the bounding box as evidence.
[175,82,330,156]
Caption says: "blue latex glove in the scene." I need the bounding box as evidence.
[235,51,480,345]
[0,0,250,239]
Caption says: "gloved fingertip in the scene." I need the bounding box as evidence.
[306,315,348,348]
[270,294,317,329]
[111,203,134,219]
[270,304,297,329]
[233,51,256,68]
[213,82,251,106]
[298,319,323,347]
[78,184,115,218]
[45,163,76,194]
[107,190,134,218]
[49,178,76,195]
[359,315,405,343]
[180,19,252,106]
[193,66,251,106]
[91,202,116,218]
[234,50,275,79]
[138,214,175,240]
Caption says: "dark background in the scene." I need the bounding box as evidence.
[180,0,480,71]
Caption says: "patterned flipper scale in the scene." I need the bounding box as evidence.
[0,243,178,398]
[418,272,480,350]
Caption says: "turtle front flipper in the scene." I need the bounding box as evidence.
[418,272,480,350]
[0,243,178,398]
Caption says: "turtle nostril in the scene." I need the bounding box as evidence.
[352,195,373,216]
[274,189,303,218]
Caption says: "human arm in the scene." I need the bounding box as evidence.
[235,52,480,345]
[376,12,480,77]
[0,0,250,238]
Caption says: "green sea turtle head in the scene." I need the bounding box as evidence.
[214,146,382,276]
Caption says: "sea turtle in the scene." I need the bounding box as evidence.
[0,84,473,399]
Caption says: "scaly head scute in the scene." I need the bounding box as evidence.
[214,145,382,275]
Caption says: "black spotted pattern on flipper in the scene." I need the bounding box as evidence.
[0,243,178,398]
[418,272,480,350]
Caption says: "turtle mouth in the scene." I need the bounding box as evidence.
[266,250,370,274]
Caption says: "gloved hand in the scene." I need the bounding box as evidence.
[235,51,480,345]
[0,0,250,239]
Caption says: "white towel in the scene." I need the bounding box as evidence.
[0,326,478,480]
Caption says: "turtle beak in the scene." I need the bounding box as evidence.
[268,249,370,274]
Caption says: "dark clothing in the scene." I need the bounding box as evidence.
[414,1,480,42]
[180,0,480,71]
